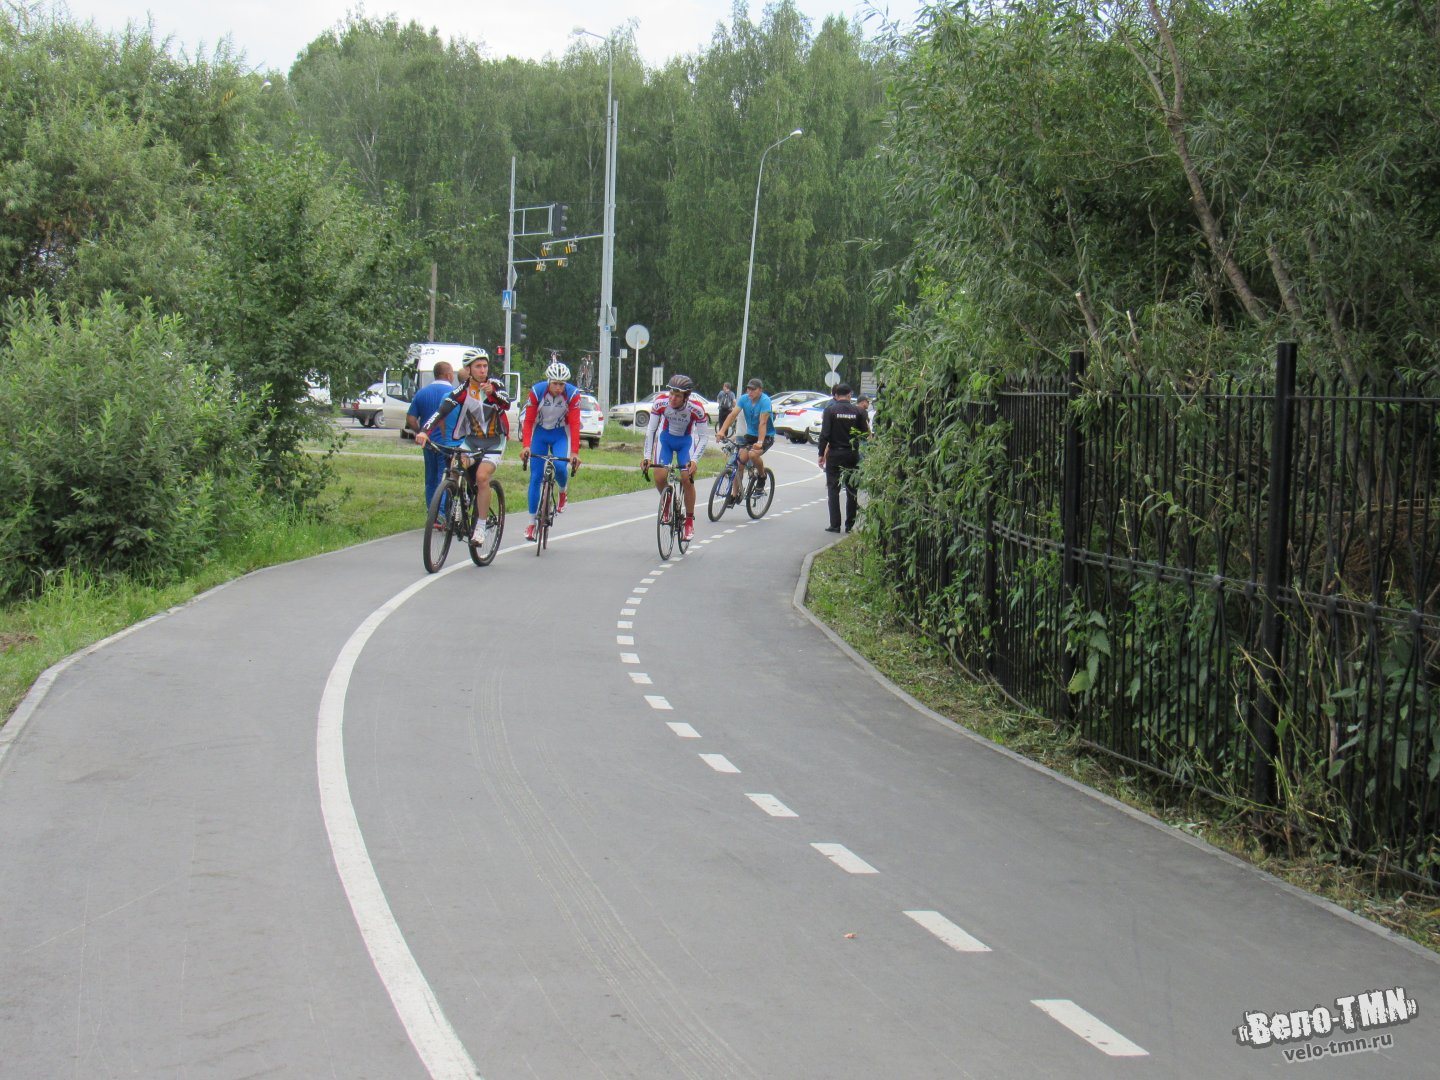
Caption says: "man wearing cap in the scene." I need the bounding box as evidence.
[716,377,776,501]
[816,383,870,533]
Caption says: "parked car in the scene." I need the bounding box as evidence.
[769,389,827,411]
[611,390,719,427]
[775,397,831,443]
[340,380,410,429]
[609,391,660,427]
[579,393,603,448]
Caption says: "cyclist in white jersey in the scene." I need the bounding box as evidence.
[641,374,710,542]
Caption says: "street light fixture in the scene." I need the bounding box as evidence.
[737,128,803,395]
[574,27,618,413]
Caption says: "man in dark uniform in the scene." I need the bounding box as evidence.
[816,383,870,533]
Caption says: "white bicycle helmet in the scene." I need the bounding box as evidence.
[462,348,489,366]
[545,360,571,382]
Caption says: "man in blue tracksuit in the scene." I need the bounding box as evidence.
[407,358,464,510]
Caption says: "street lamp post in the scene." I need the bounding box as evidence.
[737,128,803,394]
[575,28,617,413]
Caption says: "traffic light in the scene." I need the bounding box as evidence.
[516,313,528,344]
[495,344,505,361]
[554,203,568,235]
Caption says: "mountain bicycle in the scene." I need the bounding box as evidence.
[422,443,506,572]
[710,439,774,520]
[524,450,576,557]
[707,439,743,522]
[643,462,691,561]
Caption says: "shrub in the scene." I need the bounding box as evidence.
[0,293,262,598]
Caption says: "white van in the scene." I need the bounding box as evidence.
[394,343,521,440]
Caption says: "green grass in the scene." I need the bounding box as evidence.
[804,533,1440,954]
[0,450,651,723]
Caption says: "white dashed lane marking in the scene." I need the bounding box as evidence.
[699,754,740,774]
[811,843,878,875]
[904,910,991,953]
[617,635,635,645]
[629,672,653,685]
[641,577,657,584]
[644,695,673,711]
[634,587,650,594]
[667,722,701,738]
[617,621,632,629]
[1031,1000,1148,1057]
[620,653,640,664]
[621,608,636,616]
[746,794,798,818]
[627,596,643,604]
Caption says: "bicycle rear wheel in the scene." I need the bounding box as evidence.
[471,481,504,566]
[423,479,456,573]
[707,468,734,522]
[746,467,775,519]
[656,487,674,560]
[535,479,551,556]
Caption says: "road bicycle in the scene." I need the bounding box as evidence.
[422,443,506,572]
[643,461,692,561]
[707,438,774,521]
[523,450,576,557]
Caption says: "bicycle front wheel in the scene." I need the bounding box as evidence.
[472,482,505,566]
[537,478,554,556]
[707,468,733,522]
[423,480,456,573]
[656,487,674,560]
[677,487,691,554]
[746,467,775,519]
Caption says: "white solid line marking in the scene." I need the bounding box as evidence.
[617,621,632,629]
[629,672,653,685]
[617,635,634,645]
[904,910,991,953]
[620,652,640,664]
[700,753,740,774]
[746,794,798,818]
[811,843,878,874]
[318,581,483,1080]
[1031,1000,1148,1057]
[667,722,701,738]
[644,695,673,711]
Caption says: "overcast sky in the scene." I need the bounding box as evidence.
[54,1,931,71]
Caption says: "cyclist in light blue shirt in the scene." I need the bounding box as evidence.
[716,376,775,498]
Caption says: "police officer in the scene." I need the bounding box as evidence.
[816,383,870,533]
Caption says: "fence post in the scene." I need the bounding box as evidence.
[1060,349,1086,722]
[1253,341,1298,809]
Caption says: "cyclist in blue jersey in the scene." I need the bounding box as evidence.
[520,359,583,542]
[642,374,710,542]
[716,376,775,500]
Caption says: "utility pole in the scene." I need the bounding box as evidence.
[598,91,618,414]
[504,158,516,380]
[428,262,437,341]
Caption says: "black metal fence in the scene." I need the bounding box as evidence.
[883,345,1440,886]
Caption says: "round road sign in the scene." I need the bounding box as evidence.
[823,371,841,388]
[625,324,650,350]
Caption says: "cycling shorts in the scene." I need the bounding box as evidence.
[739,434,775,453]
[462,435,506,469]
[655,429,694,471]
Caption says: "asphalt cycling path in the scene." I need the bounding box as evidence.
[2,444,1438,1079]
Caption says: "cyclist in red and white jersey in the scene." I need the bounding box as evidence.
[641,374,710,541]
